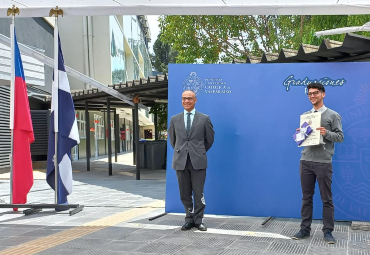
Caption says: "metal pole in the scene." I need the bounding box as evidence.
[107,98,112,176]
[154,112,158,140]
[132,108,136,164]
[85,101,90,171]
[114,108,118,162]
[9,15,15,204]
[53,15,59,204]
[116,114,120,155]
[134,102,140,180]
[104,111,106,155]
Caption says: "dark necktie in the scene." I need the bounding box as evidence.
[186,113,191,136]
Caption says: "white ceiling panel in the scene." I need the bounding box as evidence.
[0,0,368,17]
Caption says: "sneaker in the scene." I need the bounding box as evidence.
[292,229,310,240]
[324,232,336,244]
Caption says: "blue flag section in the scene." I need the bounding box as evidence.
[46,36,80,205]
[166,63,370,221]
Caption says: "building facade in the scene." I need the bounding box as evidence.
[58,15,154,159]
[0,15,155,168]
[0,17,53,168]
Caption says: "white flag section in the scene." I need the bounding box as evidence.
[47,35,80,205]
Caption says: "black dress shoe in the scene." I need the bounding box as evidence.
[181,222,194,231]
[195,223,207,231]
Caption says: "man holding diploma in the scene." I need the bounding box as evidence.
[292,83,344,244]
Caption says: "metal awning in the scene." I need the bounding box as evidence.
[72,74,168,110]
[69,74,168,179]
[242,33,370,64]
[27,85,51,101]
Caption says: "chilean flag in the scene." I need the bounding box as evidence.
[12,30,35,205]
[46,35,79,205]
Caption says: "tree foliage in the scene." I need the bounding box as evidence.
[149,103,168,134]
[151,33,178,73]
[159,15,370,63]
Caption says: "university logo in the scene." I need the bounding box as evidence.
[183,72,204,95]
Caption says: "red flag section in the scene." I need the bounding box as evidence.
[12,31,34,206]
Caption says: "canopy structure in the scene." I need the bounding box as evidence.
[0,1,370,17]
[72,75,168,110]
[248,33,370,64]
[316,21,370,36]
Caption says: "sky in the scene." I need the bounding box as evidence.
[147,15,160,54]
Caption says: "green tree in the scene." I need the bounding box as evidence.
[149,103,168,138]
[151,33,179,73]
[159,15,370,63]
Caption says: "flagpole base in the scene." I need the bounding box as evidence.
[70,205,84,216]
[23,208,42,216]
[0,204,84,216]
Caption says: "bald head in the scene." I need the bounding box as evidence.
[182,90,196,98]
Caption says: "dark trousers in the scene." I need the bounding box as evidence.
[176,155,206,225]
[300,160,334,233]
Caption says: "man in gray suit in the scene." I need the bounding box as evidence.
[168,90,215,231]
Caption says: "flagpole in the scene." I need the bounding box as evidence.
[7,5,19,205]
[9,13,15,205]
[53,9,59,205]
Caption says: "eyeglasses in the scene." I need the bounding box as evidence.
[307,91,321,97]
[182,97,194,101]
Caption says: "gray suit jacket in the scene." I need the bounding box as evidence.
[168,111,215,170]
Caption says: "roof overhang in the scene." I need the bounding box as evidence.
[240,33,370,64]
[72,74,168,110]
[1,1,370,17]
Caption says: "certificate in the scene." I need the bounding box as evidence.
[299,112,321,147]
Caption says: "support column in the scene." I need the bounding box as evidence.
[154,112,158,140]
[85,101,90,171]
[133,95,140,180]
[107,98,112,176]
[132,108,136,164]
[114,108,118,162]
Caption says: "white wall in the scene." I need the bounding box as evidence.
[59,16,113,90]
[92,16,112,85]
[58,16,86,91]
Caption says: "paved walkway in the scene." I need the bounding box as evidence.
[0,152,368,254]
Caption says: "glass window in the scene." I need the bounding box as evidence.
[122,15,153,80]
[110,120,115,140]
[76,111,86,138]
[110,16,126,84]
[123,15,132,45]
[94,114,105,140]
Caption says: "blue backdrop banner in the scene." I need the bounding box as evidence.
[166,63,370,221]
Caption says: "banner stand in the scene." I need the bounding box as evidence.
[261,216,273,225]
[0,204,84,216]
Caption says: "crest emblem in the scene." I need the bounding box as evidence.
[183,72,204,95]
